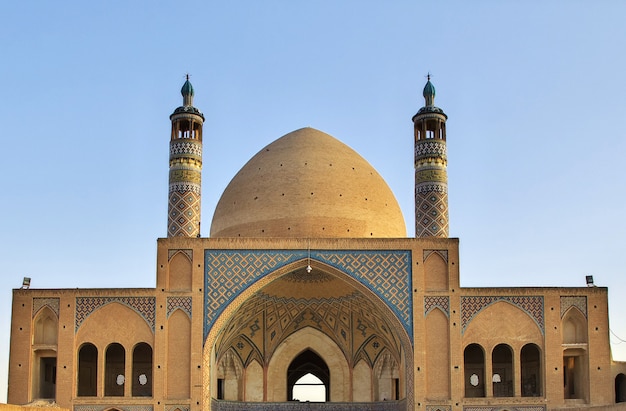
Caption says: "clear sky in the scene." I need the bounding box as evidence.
[1,1,625,403]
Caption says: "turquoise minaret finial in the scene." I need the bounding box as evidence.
[181,74,194,106]
[423,73,436,107]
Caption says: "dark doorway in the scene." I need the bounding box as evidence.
[287,350,329,402]
[39,357,56,399]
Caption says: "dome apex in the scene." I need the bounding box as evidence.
[210,128,406,238]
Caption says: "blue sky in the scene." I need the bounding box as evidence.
[1,1,626,403]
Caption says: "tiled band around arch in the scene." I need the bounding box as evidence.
[204,250,412,342]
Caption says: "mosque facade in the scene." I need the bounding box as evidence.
[7,79,626,411]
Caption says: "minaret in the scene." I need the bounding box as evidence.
[412,75,449,237]
[167,76,204,237]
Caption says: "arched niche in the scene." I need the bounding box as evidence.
[132,342,152,397]
[288,350,329,402]
[562,307,588,344]
[464,343,485,398]
[492,344,513,397]
[169,251,192,291]
[267,327,349,402]
[33,306,58,345]
[521,343,542,397]
[77,343,97,396]
[424,251,448,291]
[204,258,412,407]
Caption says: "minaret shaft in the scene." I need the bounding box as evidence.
[413,79,449,238]
[167,80,205,237]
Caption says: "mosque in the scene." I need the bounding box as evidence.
[7,78,626,411]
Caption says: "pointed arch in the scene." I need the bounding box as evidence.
[244,359,263,402]
[287,350,329,401]
[424,251,448,291]
[33,306,58,345]
[373,349,399,401]
[562,307,588,344]
[353,359,372,401]
[169,250,192,291]
[167,308,191,399]
[204,257,414,408]
[426,307,450,399]
[266,327,349,402]
[216,348,243,401]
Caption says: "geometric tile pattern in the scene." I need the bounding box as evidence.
[211,398,407,411]
[166,406,189,411]
[167,296,192,319]
[74,406,153,411]
[416,186,448,238]
[204,249,412,341]
[461,296,544,334]
[168,137,202,238]
[415,138,448,238]
[464,407,545,411]
[75,296,156,332]
[427,406,451,411]
[560,295,587,318]
[424,296,450,317]
[33,297,60,318]
[168,190,201,237]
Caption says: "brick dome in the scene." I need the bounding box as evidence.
[210,127,406,238]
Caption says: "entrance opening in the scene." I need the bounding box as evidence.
[563,355,586,400]
[492,344,513,397]
[616,373,626,403]
[521,343,542,397]
[293,373,326,402]
[464,343,485,398]
[39,357,56,399]
[287,350,329,402]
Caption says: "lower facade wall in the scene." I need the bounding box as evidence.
[212,399,406,411]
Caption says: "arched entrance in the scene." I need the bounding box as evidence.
[287,350,329,401]
[204,258,412,408]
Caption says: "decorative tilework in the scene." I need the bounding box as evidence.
[169,249,193,261]
[204,250,412,341]
[75,406,153,411]
[423,249,448,263]
[166,406,189,411]
[212,399,406,411]
[560,296,587,318]
[464,407,545,411]
[75,296,156,332]
[171,140,202,158]
[168,191,201,237]
[461,296,544,334]
[167,296,192,318]
[33,297,60,318]
[427,405,451,411]
[424,296,449,317]
[415,140,447,160]
[415,189,448,238]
